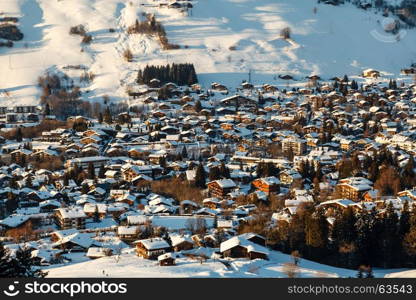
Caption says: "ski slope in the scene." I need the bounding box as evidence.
[1,0,416,106]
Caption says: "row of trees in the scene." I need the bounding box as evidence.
[137,63,198,86]
[336,149,416,196]
[268,202,416,269]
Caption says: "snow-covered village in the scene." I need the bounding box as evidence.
[1,0,416,279]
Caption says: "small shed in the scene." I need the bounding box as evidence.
[158,252,176,266]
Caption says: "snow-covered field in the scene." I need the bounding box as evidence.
[43,248,408,278]
[1,0,416,106]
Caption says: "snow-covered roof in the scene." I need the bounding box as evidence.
[56,207,86,219]
[220,236,269,255]
[135,237,170,250]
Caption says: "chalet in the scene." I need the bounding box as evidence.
[211,82,228,92]
[202,197,221,209]
[220,235,269,260]
[39,200,61,213]
[121,164,153,181]
[10,149,32,162]
[83,203,107,219]
[282,137,306,156]
[65,156,110,169]
[135,237,171,259]
[180,200,200,213]
[252,176,280,194]
[30,149,59,160]
[170,235,194,252]
[117,226,140,242]
[52,232,96,252]
[105,170,121,180]
[158,252,176,266]
[280,169,302,186]
[86,247,113,259]
[55,207,87,229]
[207,179,237,198]
[0,214,32,237]
[340,139,355,151]
[31,249,62,265]
[318,199,360,215]
[80,135,102,145]
[336,177,373,202]
[363,69,380,78]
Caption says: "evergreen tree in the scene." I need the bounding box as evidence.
[194,164,206,189]
[365,267,374,278]
[12,246,47,277]
[332,207,357,247]
[158,156,167,168]
[181,146,188,159]
[15,127,23,142]
[98,112,103,124]
[44,103,51,116]
[87,162,95,180]
[103,106,112,124]
[208,166,221,181]
[93,205,100,223]
[0,242,13,277]
[304,208,328,259]
[63,174,69,187]
[98,164,106,179]
[399,201,411,237]
[380,203,400,267]
[219,162,230,179]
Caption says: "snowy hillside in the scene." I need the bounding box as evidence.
[43,248,408,278]
[1,0,416,106]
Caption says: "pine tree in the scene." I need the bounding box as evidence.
[332,207,357,246]
[365,267,374,278]
[0,242,13,277]
[12,246,47,277]
[63,174,69,187]
[15,127,23,142]
[194,164,206,189]
[399,201,411,237]
[98,164,105,179]
[103,106,112,124]
[93,205,100,223]
[181,146,188,159]
[159,156,167,168]
[380,203,400,267]
[209,166,221,181]
[44,103,51,116]
[220,162,230,179]
[87,162,95,180]
[98,112,103,124]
